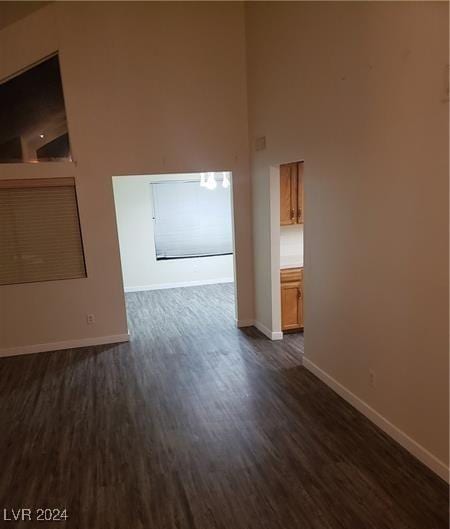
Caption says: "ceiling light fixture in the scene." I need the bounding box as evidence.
[199,172,207,187]
[222,172,230,189]
[199,172,230,190]
[204,172,217,190]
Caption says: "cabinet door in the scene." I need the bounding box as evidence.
[280,163,297,225]
[297,162,304,224]
[281,282,302,330]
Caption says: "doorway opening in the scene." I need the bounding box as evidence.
[270,161,304,354]
[112,171,237,337]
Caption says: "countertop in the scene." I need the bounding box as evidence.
[280,254,303,269]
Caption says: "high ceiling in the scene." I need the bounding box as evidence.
[0,1,49,31]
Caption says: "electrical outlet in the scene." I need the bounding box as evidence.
[369,370,376,388]
[86,314,96,325]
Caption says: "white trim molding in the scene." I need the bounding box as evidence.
[303,357,449,483]
[236,319,254,328]
[0,334,130,358]
[124,278,234,293]
[254,320,283,341]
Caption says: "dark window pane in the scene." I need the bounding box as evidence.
[0,55,72,163]
[36,133,70,160]
[0,137,22,161]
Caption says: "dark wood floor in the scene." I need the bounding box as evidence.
[0,283,448,528]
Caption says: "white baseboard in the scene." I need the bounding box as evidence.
[0,333,130,358]
[125,278,234,293]
[303,357,449,483]
[236,319,254,328]
[254,320,283,341]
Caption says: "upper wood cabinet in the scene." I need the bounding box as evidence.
[280,161,304,225]
[280,163,297,225]
[297,162,304,224]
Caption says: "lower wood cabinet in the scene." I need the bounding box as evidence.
[281,267,303,331]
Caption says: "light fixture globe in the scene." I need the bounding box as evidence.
[222,172,230,188]
[205,172,217,190]
[199,172,207,187]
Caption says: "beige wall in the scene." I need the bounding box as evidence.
[246,1,449,468]
[0,2,254,350]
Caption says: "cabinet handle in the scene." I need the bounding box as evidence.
[290,209,295,220]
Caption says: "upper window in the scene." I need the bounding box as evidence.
[0,55,72,164]
[152,177,233,260]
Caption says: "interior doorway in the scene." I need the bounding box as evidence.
[112,171,237,336]
[280,161,304,333]
[270,161,304,350]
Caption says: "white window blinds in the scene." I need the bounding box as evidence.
[152,180,233,259]
[0,178,86,285]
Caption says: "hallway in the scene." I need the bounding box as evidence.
[0,285,446,528]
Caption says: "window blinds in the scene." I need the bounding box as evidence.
[152,180,233,259]
[0,178,86,285]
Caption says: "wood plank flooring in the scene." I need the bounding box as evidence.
[0,283,448,528]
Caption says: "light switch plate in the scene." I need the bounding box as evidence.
[255,136,266,151]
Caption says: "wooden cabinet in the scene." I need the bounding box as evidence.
[280,162,304,225]
[297,162,304,224]
[280,163,297,225]
[281,268,303,331]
